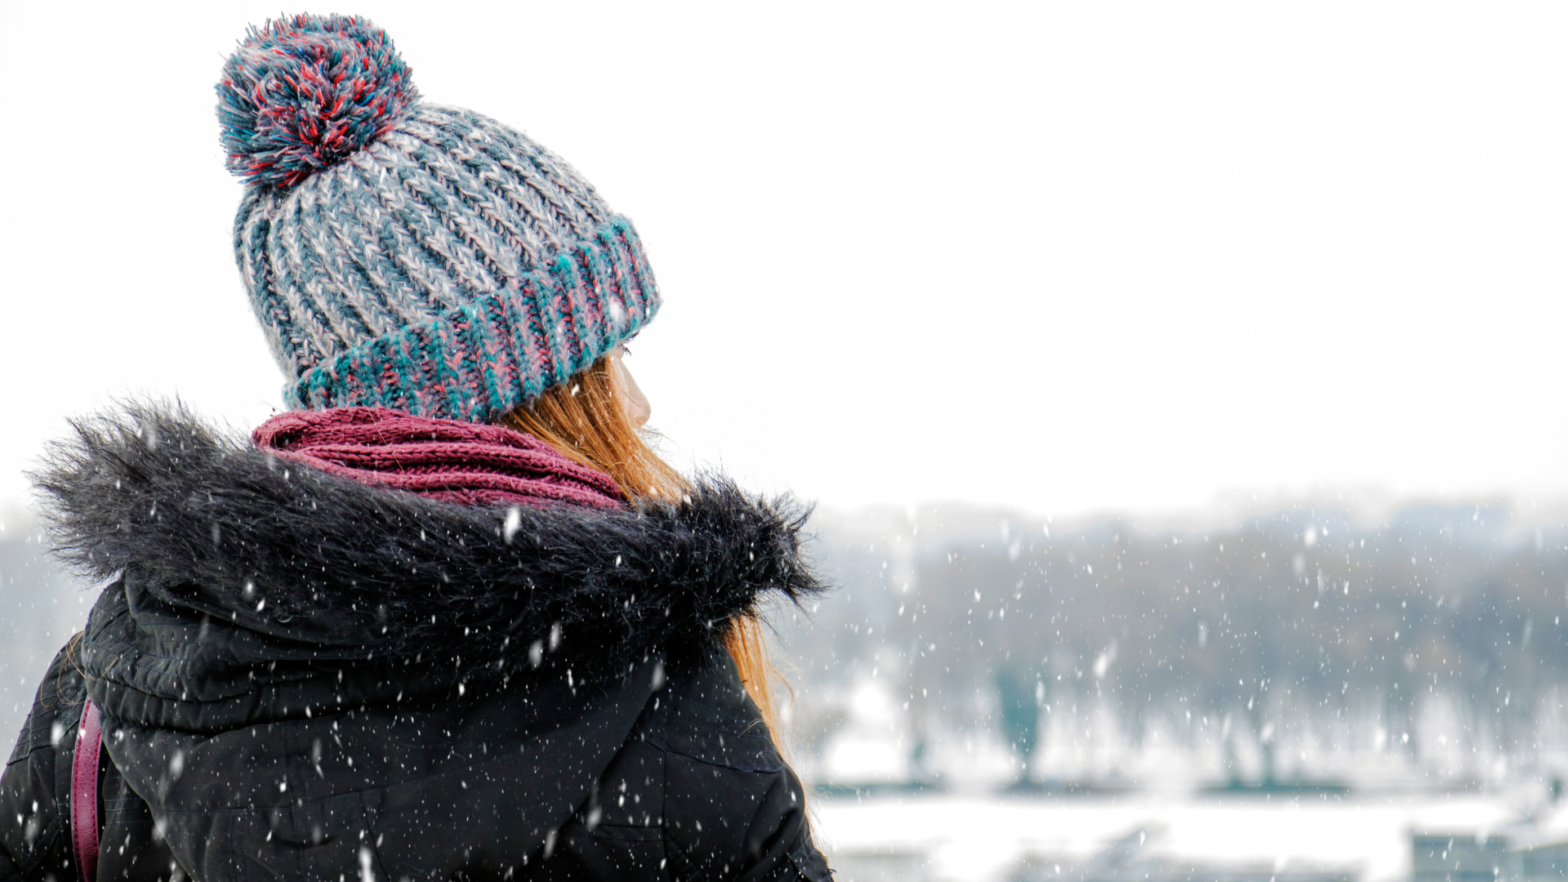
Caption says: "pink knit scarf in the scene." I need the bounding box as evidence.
[252,407,625,509]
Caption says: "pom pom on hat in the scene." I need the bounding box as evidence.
[218,14,418,189]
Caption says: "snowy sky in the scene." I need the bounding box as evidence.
[2,1,1566,520]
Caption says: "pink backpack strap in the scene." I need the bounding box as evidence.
[71,698,102,882]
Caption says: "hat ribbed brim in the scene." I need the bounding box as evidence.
[288,217,658,423]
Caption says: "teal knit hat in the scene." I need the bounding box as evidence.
[219,14,659,423]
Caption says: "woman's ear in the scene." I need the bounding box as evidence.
[608,346,651,428]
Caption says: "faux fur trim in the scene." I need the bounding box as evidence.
[35,402,822,682]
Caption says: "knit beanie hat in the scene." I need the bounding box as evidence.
[218,14,659,424]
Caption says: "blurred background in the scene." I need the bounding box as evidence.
[3,3,1568,881]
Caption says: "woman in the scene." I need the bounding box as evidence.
[0,14,830,882]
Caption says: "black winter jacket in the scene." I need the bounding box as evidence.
[0,406,831,882]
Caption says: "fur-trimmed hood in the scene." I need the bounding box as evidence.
[36,402,822,689]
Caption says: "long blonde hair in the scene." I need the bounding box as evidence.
[498,355,787,751]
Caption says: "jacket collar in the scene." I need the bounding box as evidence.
[36,402,822,685]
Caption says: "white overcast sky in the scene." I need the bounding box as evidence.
[2,1,1566,520]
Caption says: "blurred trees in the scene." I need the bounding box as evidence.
[776,503,1568,784]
